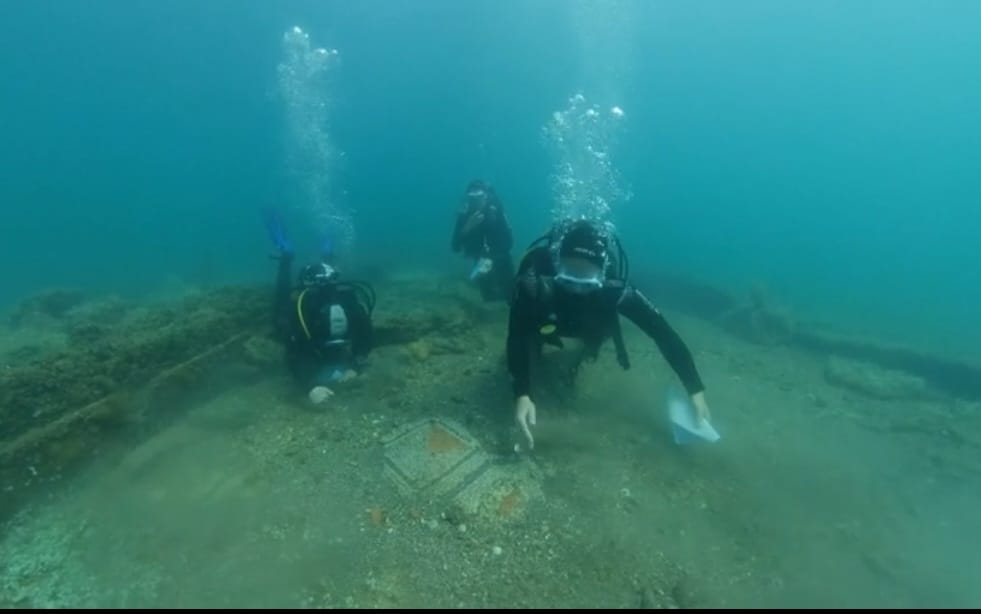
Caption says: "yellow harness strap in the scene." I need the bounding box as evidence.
[297,289,312,339]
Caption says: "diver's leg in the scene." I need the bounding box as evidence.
[492,254,516,301]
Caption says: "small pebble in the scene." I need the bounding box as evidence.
[491,546,503,556]
[458,524,467,533]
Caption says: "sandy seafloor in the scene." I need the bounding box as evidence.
[2,272,979,609]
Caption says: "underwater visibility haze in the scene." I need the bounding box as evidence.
[1,0,980,608]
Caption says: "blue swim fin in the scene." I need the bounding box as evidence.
[261,207,293,256]
[320,234,334,263]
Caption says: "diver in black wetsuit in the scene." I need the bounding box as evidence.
[505,218,712,450]
[451,179,515,302]
[264,209,375,406]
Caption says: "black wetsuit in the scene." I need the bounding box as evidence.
[274,255,373,390]
[451,200,515,301]
[506,246,705,400]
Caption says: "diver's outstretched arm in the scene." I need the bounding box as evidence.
[617,286,705,396]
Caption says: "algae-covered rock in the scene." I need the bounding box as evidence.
[3,344,52,364]
[66,295,130,327]
[67,322,109,346]
[405,340,431,362]
[0,285,270,442]
[717,283,797,346]
[431,337,468,355]
[375,311,469,349]
[8,288,86,327]
[240,334,283,368]
[824,356,933,400]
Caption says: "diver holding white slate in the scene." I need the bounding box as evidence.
[505,218,714,452]
[667,385,720,444]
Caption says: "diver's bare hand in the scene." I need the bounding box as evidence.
[690,391,711,425]
[515,395,536,452]
[309,386,334,405]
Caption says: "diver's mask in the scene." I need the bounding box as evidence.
[466,188,488,208]
[300,262,338,287]
[555,255,605,295]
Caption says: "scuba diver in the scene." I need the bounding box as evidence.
[263,208,376,406]
[450,179,515,302]
[506,217,711,451]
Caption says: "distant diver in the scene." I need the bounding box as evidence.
[263,207,375,406]
[450,179,515,302]
[505,217,711,451]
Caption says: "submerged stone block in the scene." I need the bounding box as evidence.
[381,417,543,523]
[382,418,488,499]
[824,356,933,400]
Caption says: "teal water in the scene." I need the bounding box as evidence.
[2,0,978,357]
[1,0,980,608]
